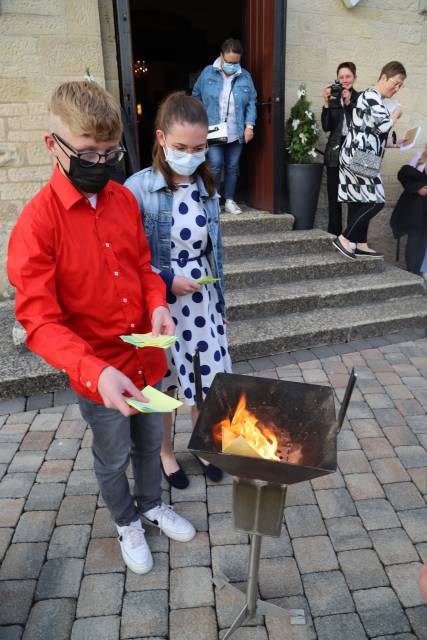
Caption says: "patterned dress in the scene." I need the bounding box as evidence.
[162,183,232,405]
[338,88,394,204]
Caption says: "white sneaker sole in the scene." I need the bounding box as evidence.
[120,546,153,574]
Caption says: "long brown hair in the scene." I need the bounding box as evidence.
[152,91,216,197]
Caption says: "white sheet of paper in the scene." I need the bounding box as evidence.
[400,126,421,152]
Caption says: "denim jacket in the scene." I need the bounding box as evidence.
[124,167,226,316]
[192,64,257,143]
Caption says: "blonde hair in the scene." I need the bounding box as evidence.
[49,81,122,141]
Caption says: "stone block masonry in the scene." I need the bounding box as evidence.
[1,333,427,636]
[0,0,109,300]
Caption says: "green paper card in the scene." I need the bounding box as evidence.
[195,276,220,285]
[125,385,183,413]
[120,333,176,349]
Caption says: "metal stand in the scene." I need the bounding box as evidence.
[213,479,306,639]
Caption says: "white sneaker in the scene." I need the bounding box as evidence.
[116,519,153,574]
[142,502,196,542]
[224,199,242,214]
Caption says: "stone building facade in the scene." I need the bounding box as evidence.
[0,0,426,298]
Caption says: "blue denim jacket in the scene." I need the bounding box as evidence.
[124,167,226,316]
[192,65,257,143]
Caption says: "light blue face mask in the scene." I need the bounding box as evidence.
[223,62,241,75]
[164,143,206,176]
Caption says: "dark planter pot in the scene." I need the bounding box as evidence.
[285,162,323,230]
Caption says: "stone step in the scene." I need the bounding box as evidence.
[220,211,294,236]
[223,229,333,261]
[226,266,426,321]
[224,251,384,289]
[227,295,427,361]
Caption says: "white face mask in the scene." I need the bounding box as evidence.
[163,142,206,176]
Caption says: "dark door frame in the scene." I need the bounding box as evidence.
[273,0,287,212]
[113,0,141,174]
[113,0,287,207]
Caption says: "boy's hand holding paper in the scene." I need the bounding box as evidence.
[125,385,183,413]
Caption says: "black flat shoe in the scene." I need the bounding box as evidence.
[332,237,356,260]
[354,248,384,258]
[193,455,223,482]
[160,459,189,490]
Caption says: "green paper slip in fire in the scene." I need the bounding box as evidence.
[125,385,183,413]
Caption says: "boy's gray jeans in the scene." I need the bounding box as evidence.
[77,394,163,526]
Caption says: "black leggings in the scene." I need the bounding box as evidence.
[326,166,342,236]
[342,202,384,243]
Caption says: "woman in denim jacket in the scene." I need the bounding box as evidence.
[192,38,257,214]
[125,93,230,489]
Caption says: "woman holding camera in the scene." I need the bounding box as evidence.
[322,61,359,236]
[334,61,406,260]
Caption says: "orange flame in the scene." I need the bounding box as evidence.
[214,393,280,461]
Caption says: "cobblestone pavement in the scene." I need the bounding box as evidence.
[0,330,427,640]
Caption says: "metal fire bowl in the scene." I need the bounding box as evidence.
[188,372,344,485]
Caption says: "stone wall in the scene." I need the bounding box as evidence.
[285,0,427,258]
[0,0,107,299]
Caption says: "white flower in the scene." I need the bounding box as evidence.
[299,132,307,144]
[84,67,95,82]
[297,88,306,98]
[292,119,300,130]
[311,123,318,131]
[308,148,317,157]
[305,110,313,120]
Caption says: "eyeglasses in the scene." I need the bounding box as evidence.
[52,133,126,167]
[389,79,404,89]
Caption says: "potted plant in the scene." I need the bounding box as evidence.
[285,85,323,230]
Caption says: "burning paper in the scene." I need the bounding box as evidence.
[215,394,280,461]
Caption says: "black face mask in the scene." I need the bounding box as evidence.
[59,155,113,194]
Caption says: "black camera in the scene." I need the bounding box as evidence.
[329,80,342,100]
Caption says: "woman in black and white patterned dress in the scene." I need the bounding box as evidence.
[333,61,407,260]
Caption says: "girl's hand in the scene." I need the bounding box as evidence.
[418,186,427,197]
[171,275,201,296]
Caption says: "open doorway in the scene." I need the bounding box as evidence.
[129,0,244,169]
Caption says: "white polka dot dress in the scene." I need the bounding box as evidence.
[162,183,232,405]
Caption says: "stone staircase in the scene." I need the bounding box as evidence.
[222,212,427,361]
[0,210,426,397]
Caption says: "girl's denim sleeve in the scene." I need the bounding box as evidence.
[159,269,175,304]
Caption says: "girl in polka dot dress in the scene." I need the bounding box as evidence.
[125,93,231,489]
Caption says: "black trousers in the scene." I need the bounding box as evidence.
[342,202,384,243]
[406,226,427,274]
[326,166,342,236]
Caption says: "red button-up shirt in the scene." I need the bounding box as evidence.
[7,166,167,403]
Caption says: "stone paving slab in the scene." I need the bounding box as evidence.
[0,332,426,639]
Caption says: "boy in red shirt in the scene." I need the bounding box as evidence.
[7,81,195,574]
